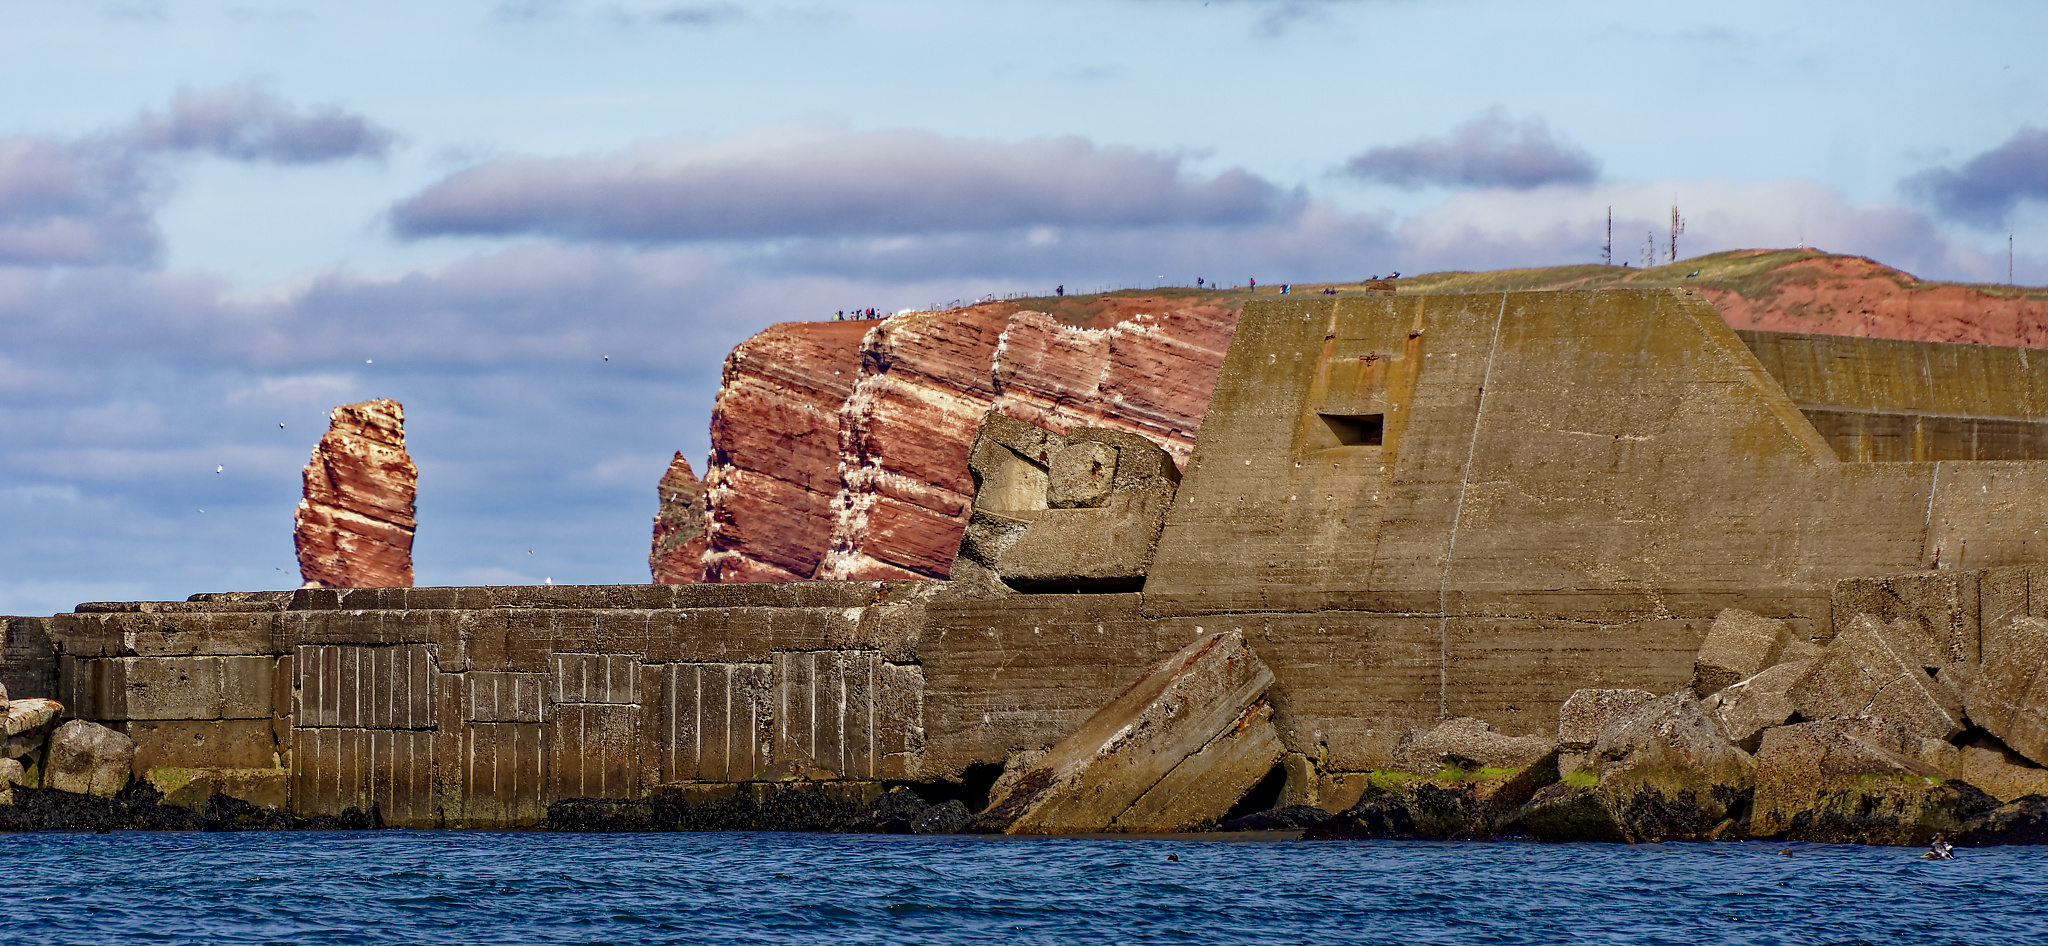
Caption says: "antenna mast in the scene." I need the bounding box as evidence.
[1669,201,1685,263]
[1604,206,1613,266]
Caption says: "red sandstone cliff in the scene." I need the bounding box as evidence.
[662,251,2048,584]
[295,398,416,589]
[676,295,1237,582]
[1699,254,2048,346]
[650,452,707,584]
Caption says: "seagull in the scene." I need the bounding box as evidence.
[603,355,609,361]
[216,465,223,473]
[278,423,284,429]
[366,359,373,364]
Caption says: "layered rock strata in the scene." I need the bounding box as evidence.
[693,295,1236,583]
[649,452,707,584]
[294,398,416,589]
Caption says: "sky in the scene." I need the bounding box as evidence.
[3,0,2047,615]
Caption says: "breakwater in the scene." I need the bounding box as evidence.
[9,289,2048,840]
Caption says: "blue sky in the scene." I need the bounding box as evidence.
[2,0,2046,614]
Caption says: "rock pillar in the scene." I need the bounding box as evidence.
[294,398,417,589]
[649,452,707,584]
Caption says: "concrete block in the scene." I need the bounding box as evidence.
[1705,659,1811,752]
[3,697,61,738]
[1539,691,1754,843]
[1047,440,1118,509]
[957,415,1181,593]
[220,656,276,719]
[1964,615,2048,767]
[552,653,640,705]
[647,661,772,784]
[43,720,133,797]
[1750,718,1968,844]
[1113,699,1285,832]
[295,644,439,729]
[292,727,438,826]
[1830,571,1979,665]
[1556,688,1657,751]
[451,722,547,828]
[1390,717,1553,776]
[1791,615,1964,743]
[124,657,225,720]
[1690,609,1790,697]
[1955,742,2048,803]
[465,671,548,723]
[974,629,1274,834]
[548,703,640,801]
[127,719,279,773]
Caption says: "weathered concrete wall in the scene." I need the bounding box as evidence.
[43,583,937,827]
[22,289,2048,826]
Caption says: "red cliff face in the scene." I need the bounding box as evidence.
[295,398,417,589]
[649,452,707,584]
[701,320,870,582]
[1701,254,2048,347]
[669,253,2048,584]
[682,296,1239,583]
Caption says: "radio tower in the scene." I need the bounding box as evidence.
[1603,206,1613,266]
[1669,202,1685,263]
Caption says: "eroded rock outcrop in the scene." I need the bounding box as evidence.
[294,398,416,589]
[649,452,707,584]
[693,295,1238,584]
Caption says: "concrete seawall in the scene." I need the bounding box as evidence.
[12,289,2048,828]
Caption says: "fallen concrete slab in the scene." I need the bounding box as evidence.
[972,628,1275,834]
[1966,616,2048,767]
[1791,614,1964,744]
[1691,609,1791,697]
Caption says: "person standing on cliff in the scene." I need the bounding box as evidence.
[1056,285,1064,296]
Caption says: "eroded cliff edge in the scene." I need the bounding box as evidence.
[661,250,2048,584]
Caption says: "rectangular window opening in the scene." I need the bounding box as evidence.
[1320,413,1384,447]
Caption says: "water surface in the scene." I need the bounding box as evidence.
[3,831,2040,945]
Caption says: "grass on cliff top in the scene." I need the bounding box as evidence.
[1392,248,2048,302]
[988,248,2048,318]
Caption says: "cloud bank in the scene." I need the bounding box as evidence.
[0,85,393,267]
[391,126,1295,242]
[1906,127,2048,229]
[1343,108,1601,190]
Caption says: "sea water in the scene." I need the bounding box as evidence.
[2,830,2043,945]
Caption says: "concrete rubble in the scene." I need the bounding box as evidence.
[970,629,1279,834]
[43,720,131,798]
[1690,609,1790,697]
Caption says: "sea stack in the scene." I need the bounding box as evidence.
[294,398,417,589]
[649,451,707,583]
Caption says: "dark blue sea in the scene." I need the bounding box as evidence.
[2,831,2043,945]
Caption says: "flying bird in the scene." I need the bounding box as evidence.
[216,465,223,473]
[1687,270,1701,278]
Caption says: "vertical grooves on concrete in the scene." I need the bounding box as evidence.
[1435,293,1509,720]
